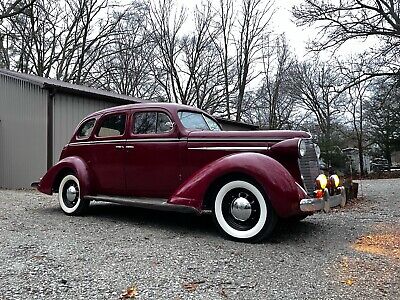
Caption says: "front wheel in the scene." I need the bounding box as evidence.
[213,179,277,243]
[58,174,89,215]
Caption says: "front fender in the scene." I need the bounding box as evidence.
[169,152,306,218]
[37,156,91,196]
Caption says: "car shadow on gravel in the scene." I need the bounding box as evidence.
[44,202,221,237]
[273,220,327,241]
[41,203,337,243]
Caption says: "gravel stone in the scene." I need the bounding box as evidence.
[0,179,399,299]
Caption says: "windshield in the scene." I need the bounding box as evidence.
[178,111,222,131]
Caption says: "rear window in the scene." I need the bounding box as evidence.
[76,119,95,139]
[178,111,221,131]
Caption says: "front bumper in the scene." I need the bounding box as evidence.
[300,187,346,213]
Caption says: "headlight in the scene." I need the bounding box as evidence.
[314,144,321,159]
[298,139,307,158]
[330,174,340,188]
[316,174,327,189]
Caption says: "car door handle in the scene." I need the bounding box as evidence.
[115,145,124,149]
[126,145,134,149]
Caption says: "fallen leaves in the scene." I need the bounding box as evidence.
[120,285,138,299]
[352,232,400,259]
[340,256,357,287]
[342,278,354,286]
[182,280,205,292]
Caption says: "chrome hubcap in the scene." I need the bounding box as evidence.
[66,185,78,202]
[230,197,252,221]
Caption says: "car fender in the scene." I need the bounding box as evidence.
[37,156,91,196]
[169,152,307,218]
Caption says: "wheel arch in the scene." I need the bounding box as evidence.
[169,152,304,218]
[52,167,76,193]
[38,156,92,196]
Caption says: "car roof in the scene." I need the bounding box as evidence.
[86,102,205,119]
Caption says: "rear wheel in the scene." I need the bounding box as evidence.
[213,179,277,243]
[58,174,89,215]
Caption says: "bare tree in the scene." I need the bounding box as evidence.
[212,0,236,118]
[88,2,161,99]
[1,0,124,83]
[365,78,400,165]
[293,0,400,84]
[149,0,227,112]
[290,59,346,164]
[258,34,296,129]
[235,0,274,122]
[341,57,372,175]
[0,0,35,20]
[148,0,187,103]
[56,0,125,84]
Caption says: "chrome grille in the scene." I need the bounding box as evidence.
[298,139,320,195]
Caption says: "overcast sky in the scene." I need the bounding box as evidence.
[173,0,312,58]
[171,0,370,60]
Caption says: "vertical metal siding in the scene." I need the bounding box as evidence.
[0,74,47,188]
[52,94,114,163]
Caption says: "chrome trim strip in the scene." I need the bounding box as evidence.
[69,137,183,146]
[188,138,284,143]
[69,136,285,146]
[188,146,270,151]
[126,138,182,143]
[69,139,126,145]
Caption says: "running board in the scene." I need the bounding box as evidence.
[85,195,200,214]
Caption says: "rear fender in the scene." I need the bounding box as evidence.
[169,152,307,218]
[37,156,91,196]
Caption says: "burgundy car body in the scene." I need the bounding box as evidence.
[35,103,347,241]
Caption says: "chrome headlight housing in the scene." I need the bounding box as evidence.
[298,139,307,158]
[314,144,321,159]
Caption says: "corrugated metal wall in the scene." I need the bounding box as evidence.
[0,75,47,188]
[52,94,115,163]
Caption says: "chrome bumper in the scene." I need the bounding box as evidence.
[300,187,346,213]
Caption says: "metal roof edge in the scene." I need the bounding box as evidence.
[0,68,46,88]
[0,68,146,104]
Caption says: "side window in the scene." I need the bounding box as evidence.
[76,118,96,139]
[134,112,156,134]
[133,111,173,134]
[96,113,126,137]
[156,112,173,133]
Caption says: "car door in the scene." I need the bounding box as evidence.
[125,109,182,198]
[90,112,127,195]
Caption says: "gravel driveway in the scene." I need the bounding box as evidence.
[0,179,399,299]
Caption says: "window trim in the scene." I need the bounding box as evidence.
[94,112,127,139]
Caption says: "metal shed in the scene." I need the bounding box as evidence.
[0,69,258,189]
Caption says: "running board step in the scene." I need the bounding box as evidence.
[85,195,199,214]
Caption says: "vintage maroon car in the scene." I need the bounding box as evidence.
[34,103,346,242]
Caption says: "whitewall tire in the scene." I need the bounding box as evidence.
[213,180,277,242]
[58,174,89,215]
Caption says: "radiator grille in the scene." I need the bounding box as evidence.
[298,139,320,195]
